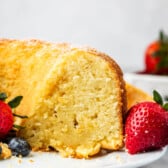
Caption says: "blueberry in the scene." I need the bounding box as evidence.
[8,137,31,157]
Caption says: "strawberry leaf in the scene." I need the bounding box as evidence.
[13,124,25,129]
[164,95,168,101]
[153,90,163,105]
[13,113,28,118]
[0,92,7,101]
[163,103,168,111]
[159,30,164,42]
[8,96,23,108]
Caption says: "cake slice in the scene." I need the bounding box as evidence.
[126,83,153,110]
[0,39,126,158]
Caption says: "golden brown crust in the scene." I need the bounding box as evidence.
[126,83,153,110]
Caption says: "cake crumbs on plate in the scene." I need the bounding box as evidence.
[115,154,125,164]
[18,158,22,164]
[100,149,108,155]
[29,159,34,163]
[0,142,12,160]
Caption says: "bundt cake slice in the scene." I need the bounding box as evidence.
[0,39,126,158]
[126,83,153,110]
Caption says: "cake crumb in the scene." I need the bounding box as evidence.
[0,142,12,159]
[18,154,23,158]
[115,155,125,163]
[29,159,34,163]
[18,158,22,164]
[100,149,107,155]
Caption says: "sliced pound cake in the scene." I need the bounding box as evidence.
[0,39,126,158]
[126,83,153,110]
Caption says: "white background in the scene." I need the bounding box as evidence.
[1,0,168,72]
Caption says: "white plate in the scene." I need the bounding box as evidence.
[0,147,167,168]
[124,72,168,100]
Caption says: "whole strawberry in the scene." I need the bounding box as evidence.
[125,90,168,154]
[0,100,13,139]
[145,30,168,75]
[0,92,23,139]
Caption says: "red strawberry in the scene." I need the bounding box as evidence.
[0,100,14,139]
[144,30,168,75]
[0,92,23,139]
[125,90,168,154]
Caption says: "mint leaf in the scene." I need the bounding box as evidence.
[153,90,163,105]
[8,96,23,108]
[0,92,7,101]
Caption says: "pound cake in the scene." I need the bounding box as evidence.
[126,83,153,110]
[0,39,126,158]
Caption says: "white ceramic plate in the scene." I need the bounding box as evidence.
[0,147,167,168]
[124,72,168,100]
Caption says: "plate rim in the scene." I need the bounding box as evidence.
[0,147,167,168]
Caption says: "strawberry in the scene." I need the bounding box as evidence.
[145,30,168,75]
[0,100,13,139]
[125,90,168,154]
[0,92,23,139]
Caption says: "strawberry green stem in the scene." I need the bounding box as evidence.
[153,90,168,111]
[13,124,25,129]
[13,113,28,118]
[0,92,7,101]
